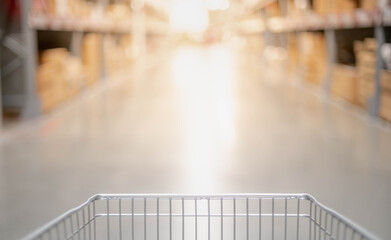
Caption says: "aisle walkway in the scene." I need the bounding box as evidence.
[1,40,391,239]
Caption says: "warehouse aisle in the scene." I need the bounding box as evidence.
[1,39,391,239]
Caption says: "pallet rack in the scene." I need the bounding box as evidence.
[0,0,151,128]
[268,0,391,118]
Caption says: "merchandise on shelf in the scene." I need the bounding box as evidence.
[313,0,328,15]
[354,38,377,108]
[265,2,280,17]
[66,56,85,96]
[331,64,358,103]
[334,0,359,13]
[103,35,133,76]
[31,0,55,16]
[354,38,391,121]
[298,32,327,85]
[360,0,379,10]
[312,0,379,15]
[106,4,132,22]
[31,0,132,25]
[288,0,311,16]
[32,0,93,18]
[83,33,101,85]
[380,70,391,121]
[288,33,299,73]
[37,48,85,111]
[67,0,94,19]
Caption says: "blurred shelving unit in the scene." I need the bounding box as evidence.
[0,0,170,127]
[266,8,390,32]
[263,0,391,122]
[2,0,391,126]
[29,15,133,34]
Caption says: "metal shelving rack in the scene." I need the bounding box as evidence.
[270,0,390,118]
[0,0,148,127]
[20,0,41,119]
[1,0,39,127]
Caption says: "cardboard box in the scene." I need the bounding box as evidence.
[83,33,101,85]
[64,56,85,97]
[358,66,376,80]
[36,61,64,92]
[356,50,377,67]
[380,106,391,122]
[358,77,375,91]
[332,64,358,103]
[37,48,85,111]
[333,0,359,13]
[40,48,69,64]
[39,80,65,112]
[358,92,370,107]
[300,32,327,84]
[360,0,378,10]
[313,0,328,15]
[353,40,364,53]
[265,2,280,17]
[354,39,378,109]
[103,35,133,76]
[313,0,360,14]
[381,92,391,109]
[381,70,391,91]
[364,38,377,52]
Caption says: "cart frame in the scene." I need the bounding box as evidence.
[24,194,379,240]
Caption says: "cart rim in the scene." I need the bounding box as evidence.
[23,193,380,240]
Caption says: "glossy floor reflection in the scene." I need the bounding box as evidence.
[1,39,391,239]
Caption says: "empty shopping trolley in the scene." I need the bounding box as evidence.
[25,194,378,240]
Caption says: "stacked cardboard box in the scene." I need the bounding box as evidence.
[313,0,378,14]
[83,33,101,85]
[37,49,66,111]
[265,2,280,17]
[354,38,391,122]
[333,0,359,13]
[106,4,132,22]
[32,0,93,18]
[37,48,85,111]
[380,71,391,121]
[313,0,329,15]
[331,64,358,103]
[360,0,378,10]
[354,38,377,108]
[313,0,357,14]
[288,0,310,16]
[104,35,132,76]
[32,0,132,21]
[288,34,299,73]
[299,32,327,85]
[67,0,94,19]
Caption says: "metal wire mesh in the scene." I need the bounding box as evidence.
[25,194,378,240]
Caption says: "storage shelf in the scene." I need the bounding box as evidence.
[29,15,133,34]
[268,8,391,33]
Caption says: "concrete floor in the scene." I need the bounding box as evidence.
[1,39,391,240]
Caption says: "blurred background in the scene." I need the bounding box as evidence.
[1,0,391,239]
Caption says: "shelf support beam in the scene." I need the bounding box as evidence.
[323,29,336,94]
[370,25,386,117]
[20,0,41,119]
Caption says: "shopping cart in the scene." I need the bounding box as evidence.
[25,194,378,240]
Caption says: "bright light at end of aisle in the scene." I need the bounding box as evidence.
[169,0,209,33]
[172,45,236,193]
[206,0,229,10]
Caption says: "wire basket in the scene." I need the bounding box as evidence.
[25,194,378,240]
